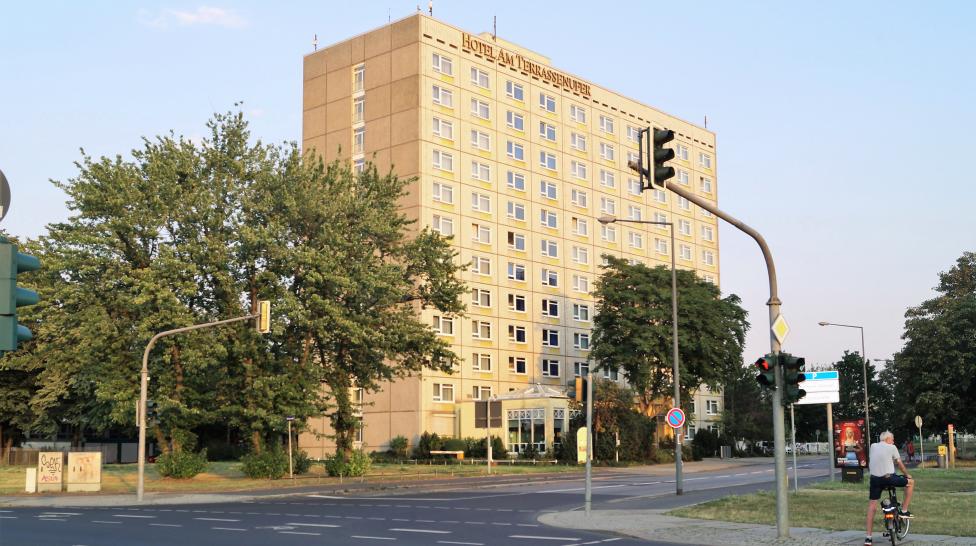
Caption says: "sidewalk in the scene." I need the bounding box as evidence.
[539,509,976,545]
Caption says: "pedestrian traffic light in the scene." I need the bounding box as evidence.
[780,353,806,406]
[256,300,270,334]
[652,128,676,187]
[754,354,777,390]
[0,239,40,352]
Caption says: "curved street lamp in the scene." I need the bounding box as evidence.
[818,321,871,443]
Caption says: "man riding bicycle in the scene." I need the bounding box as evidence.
[865,431,914,545]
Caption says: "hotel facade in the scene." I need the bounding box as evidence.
[300,14,723,457]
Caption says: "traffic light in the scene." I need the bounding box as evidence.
[780,353,807,406]
[754,354,776,390]
[256,300,271,334]
[146,400,158,422]
[0,239,40,352]
[652,128,676,187]
[571,376,589,403]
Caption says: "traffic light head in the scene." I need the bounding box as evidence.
[754,354,776,389]
[652,128,676,187]
[0,241,40,352]
[257,300,271,334]
[781,353,807,406]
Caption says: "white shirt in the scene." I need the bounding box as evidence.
[868,441,899,477]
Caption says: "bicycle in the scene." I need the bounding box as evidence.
[879,484,910,545]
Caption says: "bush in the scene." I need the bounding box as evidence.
[389,435,409,459]
[413,432,443,459]
[292,449,312,475]
[240,448,289,479]
[156,449,209,479]
[442,438,466,451]
[691,428,720,460]
[326,450,372,477]
[462,436,506,459]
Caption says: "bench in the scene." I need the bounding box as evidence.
[429,450,464,460]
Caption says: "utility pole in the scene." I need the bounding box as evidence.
[584,370,593,516]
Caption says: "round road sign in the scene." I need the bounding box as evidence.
[666,407,686,429]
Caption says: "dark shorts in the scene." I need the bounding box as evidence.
[869,474,909,500]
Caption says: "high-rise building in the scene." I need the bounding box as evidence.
[300,14,722,457]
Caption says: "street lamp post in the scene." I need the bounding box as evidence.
[818,321,870,444]
[598,215,682,495]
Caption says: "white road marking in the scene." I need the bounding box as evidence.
[437,542,484,545]
[39,518,67,521]
[0,516,17,519]
[91,520,122,524]
[212,527,247,531]
[279,531,320,536]
[389,528,451,534]
[509,535,581,541]
[149,523,182,527]
[539,484,627,493]
[194,517,240,522]
[351,536,396,541]
[285,523,341,528]
[41,512,82,516]
[112,514,156,518]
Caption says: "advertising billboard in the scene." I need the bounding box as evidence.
[834,418,867,468]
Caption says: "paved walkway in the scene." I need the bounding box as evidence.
[540,509,976,545]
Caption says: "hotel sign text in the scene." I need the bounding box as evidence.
[462,33,591,97]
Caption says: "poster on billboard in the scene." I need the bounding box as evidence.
[834,419,868,469]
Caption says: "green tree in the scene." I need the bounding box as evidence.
[720,361,773,443]
[590,257,749,420]
[891,252,976,434]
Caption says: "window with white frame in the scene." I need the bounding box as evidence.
[506,111,524,131]
[432,181,454,204]
[508,293,526,312]
[471,255,491,276]
[509,356,527,374]
[701,209,714,218]
[541,298,559,318]
[701,225,714,242]
[653,188,667,203]
[471,130,490,151]
[599,115,614,134]
[572,303,590,322]
[706,399,720,414]
[571,188,588,208]
[432,150,453,171]
[675,143,689,160]
[702,249,715,266]
[471,288,491,308]
[628,178,641,196]
[541,268,558,287]
[601,224,617,242]
[603,368,619,380]
[698,152,712,169]
[572,274,589,293]
[472,223,491,244]
[472,385,492,400]
[573,332,590,350]
[539,121,556,141]
[472,320,492,340]
[432,53,453,75]
[508,261,526,281]
[680,244,692,260]
[600,169,615,188]
[655,238,668,255]
[505,80,524,101]
[570,160,587,180]
[572,246,588,265]
[704,274,716,284]
[507,231,525,251]
[600,142,615,161]
[353,95,365,123]
[569,104,586,123]
[353,64,365,93]
[677,169,690,185]
[600,197,617,215]
[540,180,557,200]
[471,98,490,120]
[432,117,453,140]
[539,93,556,113]
[506,141,524,160]
[628,231,643,249]
[542,329,559,347]
[627,151,639,166]
[678,219,691,236]
[432,85,453,107]
[432,315,454,335]
[574,361,589,377]
[471,192,491,213]
[700,177,713,193]
[678,196,691,211]
[540,238,558,258]
[539,151,557,170]
[542,358,560,377]
[472,352,492,372]
[627,204,642,221]
[353,126,365,155]
[626,125,640,142]
[354,158,365,173]
[570,132,586,151]
[540,209,558,229]
[507,200,526,221]
[508,324,527,343]
[470,67,489,88]
[572,217,588,236]
[433,382,454,402]
[471,161,490,182]
[654,212,668,226]
[507,171,525,191]
[432,214,454,236]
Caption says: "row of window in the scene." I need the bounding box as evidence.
[433,316,592,349]
[430,364,619,402]
[428,53,714,169]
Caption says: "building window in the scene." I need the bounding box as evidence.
[472,385,492,400]
[432,181,454,204]
[539,93,556,113]
[507,231,525,251]
[541,239,558,258]
[701,209,714,218]
[472,320,492,340]
[472,352,492,372]
[570,160,587,180]
[471,130,491,152]
[706,400,720,415]
[653,212,668,226]
[471,255,491,276]
[626,125,640,142]
[471,99,490,120]
[655,238,668,255]
[432,150,454,172]
[432,53,453,75]
[600,169,615,188]
[573,332,590,350]
[600,224,617,243]
[572,246,588,265]
[539,151,557,170]
[654,188,667,203]
[541,268,558,287]
[627,204,642,221]
[432,117,454,140]
[571,188,588,208]
[432,215,454,236]
[678,219,692,236]
[540,180,557,200]
[507,171,525,191]
[353,64,365,93]
[508,324,527,343]
[354,158,365,173]
[542,358,560,376]
[599,115,615,134]
[353,95,365,123]
[506,111,524,131]
[698,152,712,169]
[540,209,558,229]
[432,315,454,335]
[506,141,524,161]
[600,197,616,215]
[572,303,590,322]
[471,161,491,182]
[353,126,365,155]
[628,178,642,196]
[701,225,714,242]
[572,274,589,293]
[680,244,692,261]
[569,104,586,123]
[433,382,455,402]
[603,368,619,381]
[508,262,526,281]
[471,288,491,308]
[703,274,716,284]
[700,177,713,193]
[432,85,453,108]
[572,217,588,236]
[471,67,489,88]
[472,223,492,244]
[471,192,491,213]
[675,143,689,161]
[508,293,526,312]
[506,80,524,101]
[507,407,546,453]
[628,231,643,249]
[678,196,691,211]
[507,200,526,221]
[574,361,589,377]
[599,142,615,161]
[541,298,559,318]
[539,121,557,141]
[702,249,715,266]
[508,356,527,374]
[570,132,586,151]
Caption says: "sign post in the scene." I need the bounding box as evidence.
[286,417,295,480]
[914,415,923,467]
[796,371,840,481]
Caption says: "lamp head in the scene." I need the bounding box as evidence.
[818,321,829,326]
[597,215,617,225]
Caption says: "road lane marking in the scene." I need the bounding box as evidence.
[437,542,484,545]
[194,517,240,522]
[279,531,320,536]
[390,528,451,534]
[508,535,580,541]
[351,536,396,541]
[285,523,341,528]
[149,523,182,527]
[41,512,82,516]
[91,520,122,524]
[112,514,156,518]
[0,516,17,519]
[212,527,247,531]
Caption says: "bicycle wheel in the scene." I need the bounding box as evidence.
[897,517,910,541]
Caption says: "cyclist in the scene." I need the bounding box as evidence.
[864,431,915,545]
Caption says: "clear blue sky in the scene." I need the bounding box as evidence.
[2,1,973,368]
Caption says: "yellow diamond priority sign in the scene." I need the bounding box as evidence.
[771,314,790,345]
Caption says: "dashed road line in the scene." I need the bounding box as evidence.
[212,527,247,531]
[149,523,182,527]
[351,536,396,541]
[437,541,484,545]
[279,531,320,536]
[508,535,580,541]
[194,517,240,522]
[111,514,156,518]
[389,528,451,534]
[285,522,341,528]
[91,520,121,524]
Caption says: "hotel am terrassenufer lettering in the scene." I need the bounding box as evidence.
[462,33,591,98]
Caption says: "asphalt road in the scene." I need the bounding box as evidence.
[0,456,833,545]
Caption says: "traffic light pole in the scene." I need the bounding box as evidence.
[137,312,260,502]
[629,158,791,537]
